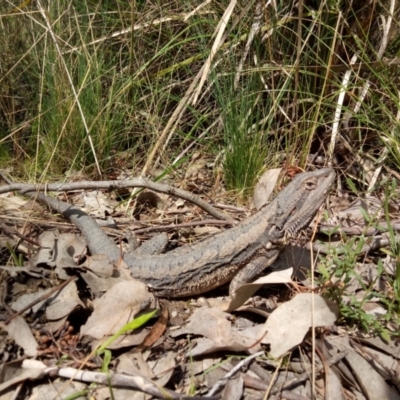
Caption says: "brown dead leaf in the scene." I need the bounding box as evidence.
[10,280,84,321]
[325,335,400,400]
[226,268,293,312]
[35,231,58,266]
[149,352,176,387]
[222,374,243,400]
[80,280,155,342]
[29,380,87,400]
[360,346,400,379]
[82,253,114,277]
[0,316,38,357]
[252,168,281,210]
[116,352,153,378]
[261,293,339,358]
[0,360,46,393]
[80,269,131,295]
[357,335,400,359]
[171,307,264,356]
[133,304,168,353]
[35,231,87,280]
[325,363,346,400]
[0,195,29,212]
[45,280,84,320]
[83,191,114,218]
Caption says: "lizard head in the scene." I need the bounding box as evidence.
[276,168,335,238]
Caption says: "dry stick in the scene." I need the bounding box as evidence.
[316,11,341,166]
[41,365,217,400]
[0,223,40,246]
[152,59,207,170]
[263,357,283,400]
[37,351,347,399]
[337,2,392,185]
[206,351,265,397]
[329,29,357,164]
[269,351,348,395]
[1,179,234,222]
[377,0,394,60]
[8,382,23,400]
[184,0,212,20]
[64,4,214,55]
[4,276,76,324]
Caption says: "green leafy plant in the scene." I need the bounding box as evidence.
[317,184,400,340]
[6,243,24,267]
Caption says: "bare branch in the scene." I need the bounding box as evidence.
[2,179,234,222]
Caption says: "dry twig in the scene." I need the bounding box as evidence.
[1,179,234,222]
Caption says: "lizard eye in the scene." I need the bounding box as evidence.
[305,180,316,190]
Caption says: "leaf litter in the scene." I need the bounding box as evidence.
[0,166,400,399]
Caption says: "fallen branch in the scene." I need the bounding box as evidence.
[270,351,348,395]
[207,351,265,396]
[1,179,234,222]
[42,364,217,400]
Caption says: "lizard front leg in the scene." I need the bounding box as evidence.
[229,248,281,296]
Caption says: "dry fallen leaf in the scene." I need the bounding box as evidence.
[83,191,114,218]
[171,307,264,356]
[1,316,38,357]
[148,352,176,387]
[10,280,84,321]
[324,362,346,400]
[80,280,155,342]
[222,374,243,400]
[226,268,293,312]
[357,335,400,359]
[35,231,87,280]
[134,304,168,353]
[82,253,114,277]
[252,168,281,210]
[29,379,87,400]
[45,280,85,320]
[359,346,400,379]
[92,386,142,400]
[0,360,46,393]
[325,335,400,400]
[261,293,339,357]
[80,269,131,295]
[116,352,152,378]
